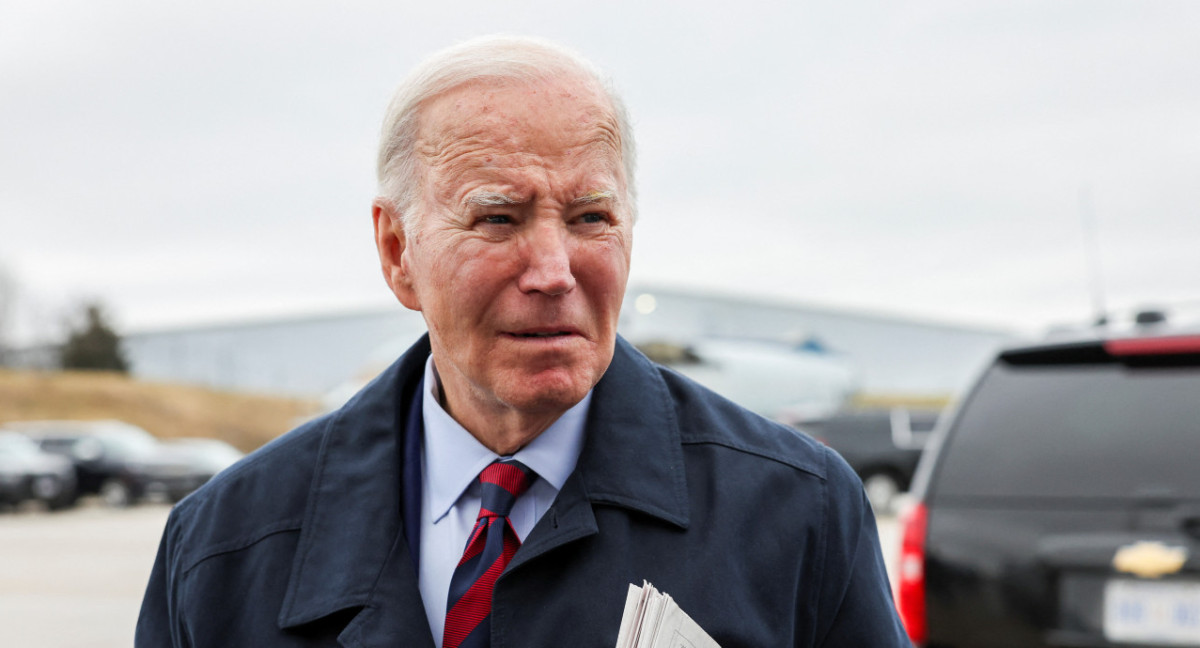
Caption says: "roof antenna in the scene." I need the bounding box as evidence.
[1079,184,1107,326]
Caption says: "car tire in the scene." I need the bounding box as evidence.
[32,475,75,511]
[100,479,133,508]
[863,472,901,515]
[31,475,61,501]
[46,493,76,511]
[47,485,78,511]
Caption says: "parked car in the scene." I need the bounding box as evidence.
[155,438,245,481]
[896,323,1200,647]
[0,431,77,510]
[9,420,209,507]
[794,407,940,514]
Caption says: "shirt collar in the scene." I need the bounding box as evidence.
[421,356,590,524]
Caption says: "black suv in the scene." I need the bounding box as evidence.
[795,407,940,514]
[896,325,1200,647]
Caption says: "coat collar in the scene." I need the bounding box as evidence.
[276,334,689,641]
[276,335,430,637]
[576,336,690,528]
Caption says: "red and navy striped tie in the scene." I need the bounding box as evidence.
[443,460,536,648]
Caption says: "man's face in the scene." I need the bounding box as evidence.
[379,76,632,422]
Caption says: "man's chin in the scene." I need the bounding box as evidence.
[495,370,594,415]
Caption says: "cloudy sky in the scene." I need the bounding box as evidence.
[2,0,1198,344]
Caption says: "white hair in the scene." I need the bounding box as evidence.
[375,35,637,231]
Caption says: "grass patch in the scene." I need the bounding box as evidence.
[0,369,317,452]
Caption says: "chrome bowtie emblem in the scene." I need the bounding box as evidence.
[1112,541,1189,579]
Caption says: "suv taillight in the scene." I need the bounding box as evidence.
[896,501,928,644]
[1104,335,1200,356]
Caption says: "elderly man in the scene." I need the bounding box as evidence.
[137,36,909,647]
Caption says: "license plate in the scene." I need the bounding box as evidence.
[1104,579,1200,645]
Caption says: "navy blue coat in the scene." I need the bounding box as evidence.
[136,335,909,647]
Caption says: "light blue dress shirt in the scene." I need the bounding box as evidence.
[417,356,590,646]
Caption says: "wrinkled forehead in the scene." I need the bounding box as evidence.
[413,76,624,172]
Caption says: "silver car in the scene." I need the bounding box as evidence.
[0,432,77,510]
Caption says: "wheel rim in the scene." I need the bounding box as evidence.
[100,480,130,507]
[864,474,900,513]
[33,476,61,499]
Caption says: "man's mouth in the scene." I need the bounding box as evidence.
[506,327,578,340]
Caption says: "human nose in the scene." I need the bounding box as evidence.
[517,220,576,296]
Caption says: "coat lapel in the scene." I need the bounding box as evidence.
[511,337,690,569]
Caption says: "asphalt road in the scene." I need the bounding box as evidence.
[0,503,169,648]
[0,503,901,647]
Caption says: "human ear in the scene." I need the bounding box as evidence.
[372,198,422,311]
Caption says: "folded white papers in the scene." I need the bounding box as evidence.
[614,581,720,648]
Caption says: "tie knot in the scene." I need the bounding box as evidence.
[478,460,535,519]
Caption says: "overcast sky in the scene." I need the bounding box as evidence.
[2,0,1198,344]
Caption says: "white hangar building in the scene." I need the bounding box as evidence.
[124,286,1014,416]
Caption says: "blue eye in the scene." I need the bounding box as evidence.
[482,215,512,225]
[580,212,606,224]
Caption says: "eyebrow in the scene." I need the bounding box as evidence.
[464,189,617,208]
[466,191,523,207]
[571,190,616,206]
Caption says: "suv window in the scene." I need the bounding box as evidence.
[97,433,158,460]
[934,358,1200,501]
[38,439,78,454]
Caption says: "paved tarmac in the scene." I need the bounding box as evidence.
[0,503,169,648]
[0,502,900,647]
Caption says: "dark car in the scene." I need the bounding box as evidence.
[0,431,77,510]
[794,407,940,514]
[11,420,209,507]
[155,438,245,483]
[896,323,1200,647]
